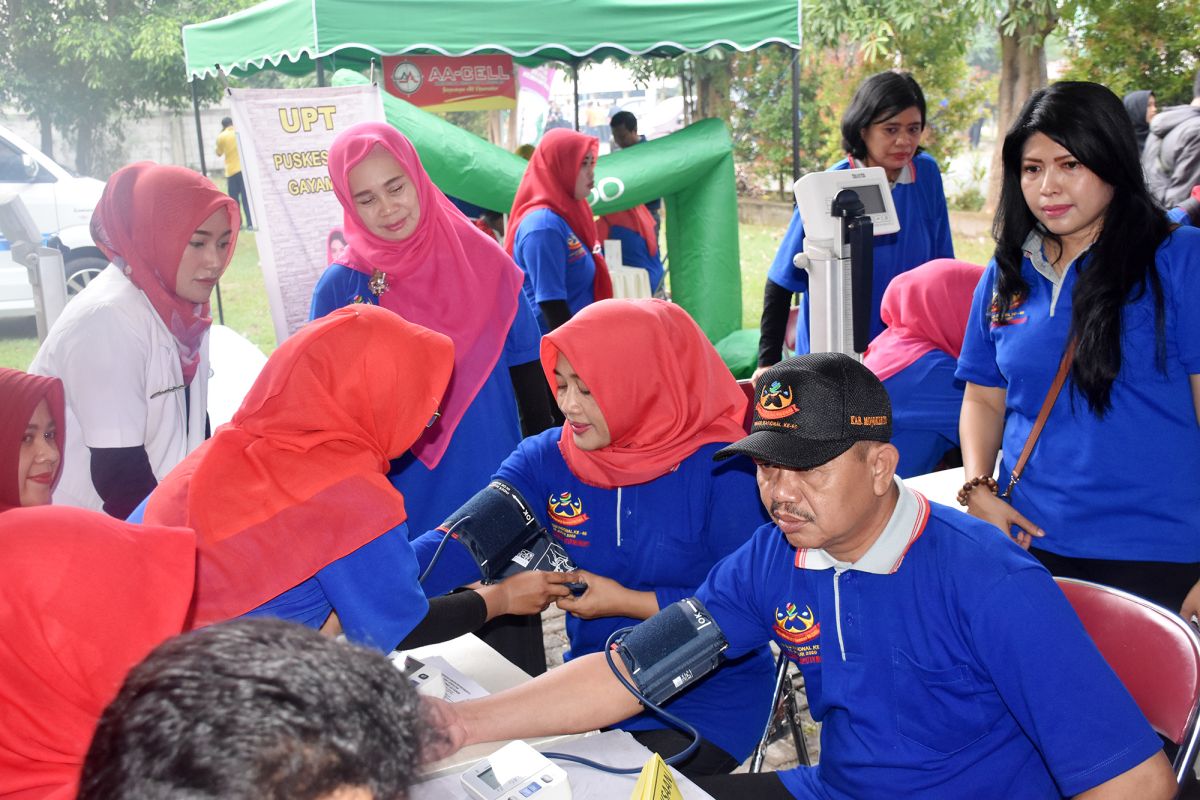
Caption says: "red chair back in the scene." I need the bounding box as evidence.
[784,307,798,353]
[737,379,756,433]
[1056,577,1200,786]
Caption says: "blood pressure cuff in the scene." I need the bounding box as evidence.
[440,480,577,583]
[615,597,728,706]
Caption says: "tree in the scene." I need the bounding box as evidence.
[0,0,254,176]
[1058,0,1199,105]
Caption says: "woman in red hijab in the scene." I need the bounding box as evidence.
[0,505,195,798]
[598,205,664,295]
[412,299,773,776]
[136,305,563,653]
[0,368,64,512]
[29,162,239,519]
[506,128,613,333]
[862,258,984,477]
[312,122,556,674]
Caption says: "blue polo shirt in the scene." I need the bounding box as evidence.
[411,430,774,762]
[956,227,1200,562]
[513,208,597,332]
[767,152,954,353]
[697,480,1163,798]
[882,349,964,477]
[310,264,542,537]
[606,223,664,293]
[129,500,428,652]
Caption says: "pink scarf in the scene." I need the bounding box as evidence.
[862,259,984,381]
[328,122,524,468]
[89,162,239,384]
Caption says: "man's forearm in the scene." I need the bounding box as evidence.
[457,652,643,746]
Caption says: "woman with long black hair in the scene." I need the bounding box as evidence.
[956,81,1200,616]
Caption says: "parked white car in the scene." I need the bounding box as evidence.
[0,123,106,320]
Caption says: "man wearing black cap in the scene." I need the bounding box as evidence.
[430,354,1174,799]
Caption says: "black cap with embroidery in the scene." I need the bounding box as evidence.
[715,353,892,469]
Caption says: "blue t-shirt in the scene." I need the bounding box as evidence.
[310,263,542,537]
[607,223,664,293]
[513,208,597,332]
[697,488,1163,798]
[1168,205,1194,226]
[128,500,428,652]
[882,349,964,478]
[413,430,774,761]
[767,152,954,353]
[956,227,1200,562]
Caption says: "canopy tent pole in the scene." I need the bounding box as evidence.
[572,62,580,131]
[791,52,800,181]
[316,58,327,87]
[189,77,224,324]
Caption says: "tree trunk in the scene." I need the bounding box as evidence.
[985,13,1055,213]
[36,111,53,159]
[696,58,732,120]
[74,125,95,176]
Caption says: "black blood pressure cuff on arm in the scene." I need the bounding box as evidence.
[615,597,728,706]
[440,480,577,583]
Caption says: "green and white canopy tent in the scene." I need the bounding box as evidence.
[182,0,801,80]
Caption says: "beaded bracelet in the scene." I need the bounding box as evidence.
[956,475,999,506]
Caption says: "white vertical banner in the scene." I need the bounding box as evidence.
[229,85,384,343]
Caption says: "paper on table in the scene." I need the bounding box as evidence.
[420,655,489,701]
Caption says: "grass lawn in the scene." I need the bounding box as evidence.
[0,216,995,370]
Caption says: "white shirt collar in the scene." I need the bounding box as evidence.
[792,477,930,575]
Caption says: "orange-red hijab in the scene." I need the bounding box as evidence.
[540,299,746,488]
[0,506,195,799]
[0,368,65,512]
[145,305,453,628]
[598,206,659,258]
[89,162,239,385]
[506,128,613,302]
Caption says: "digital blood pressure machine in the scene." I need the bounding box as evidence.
[461,740,571,800]
[792,166,899,356]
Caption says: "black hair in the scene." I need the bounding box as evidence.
[221,116,233,128]
[79,618,434,800]
[840,71,927,160]
[992,81,1171,414]
[610,111,638,132]
[327,228,347,246]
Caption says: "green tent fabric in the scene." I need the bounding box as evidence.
[183,0,801,80]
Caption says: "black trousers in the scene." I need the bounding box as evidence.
[691,771,793,798]
[1030,548,1199,614]
[226,171,252,228]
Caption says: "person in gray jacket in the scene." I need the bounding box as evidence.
[1143,69,1200,207]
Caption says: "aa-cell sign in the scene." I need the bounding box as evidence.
[382,55,516,113]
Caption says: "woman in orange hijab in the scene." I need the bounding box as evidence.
[506,128,613,333]
[413,299,772,776]
[0,506,195,798]
[0,368,64,512]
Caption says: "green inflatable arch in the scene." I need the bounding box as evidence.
[334,69,741,344]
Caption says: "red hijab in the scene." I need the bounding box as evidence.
[0,506,195,799]
[89,162,239,385]
[0,368,65,513]
[145,305,452,628]
[328,122,523,468]
[540,299,746,489]
[505,128,613,302]
[598,206,659,258]
[862,259,985,381]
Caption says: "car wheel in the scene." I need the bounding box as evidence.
[64,255,107,297]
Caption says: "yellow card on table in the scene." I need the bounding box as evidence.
[629,752,684,800]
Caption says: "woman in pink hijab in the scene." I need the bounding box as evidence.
[29,163,238,519]
[862,258,984,476]
[311,122,554,674]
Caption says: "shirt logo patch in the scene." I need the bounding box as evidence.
[566,233,588,263]
[548,492,590,546]
[774,602,821,664]
[989,290,1028,327]
[757,381,799,420]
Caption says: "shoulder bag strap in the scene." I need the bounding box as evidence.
[1001,337,1077,499]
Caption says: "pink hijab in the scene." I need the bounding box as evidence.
[89,162,239,385]
[328,122,524,468]
[862,259,985,381]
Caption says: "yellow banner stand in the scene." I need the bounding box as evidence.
[629,752,684,800]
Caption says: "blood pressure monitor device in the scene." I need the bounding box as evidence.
[792,166,899,356]
[615,597,727,705]
[461,740,571,800]
[439,480,586,594]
